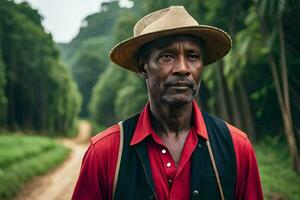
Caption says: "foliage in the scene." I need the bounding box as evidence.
[58,1,126,117]
[89,65,127,126]
[0,134,70,200]
[0,0,298,196]
[0,53,6,126]
[71,47,106,117]
[0,0,81,134]
[256,136,300,200]
[63,0,300,144]
[114,73,148,119]
[87,6,146,126]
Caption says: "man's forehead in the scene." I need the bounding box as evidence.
[136,34,204,60]
[144,35,203,54]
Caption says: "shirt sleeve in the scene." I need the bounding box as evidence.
[235,139,264,200]
[71,144,105,200]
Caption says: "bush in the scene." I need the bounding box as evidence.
[256,136,300,200]
[0,134,70,200]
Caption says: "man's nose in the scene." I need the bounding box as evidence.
[172,55,190,76]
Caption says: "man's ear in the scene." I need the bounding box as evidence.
[137,58,148,79]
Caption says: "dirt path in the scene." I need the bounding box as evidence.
[13,120,92,200]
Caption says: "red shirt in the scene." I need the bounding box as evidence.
[72,101,264,200]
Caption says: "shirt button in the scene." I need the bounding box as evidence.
[193,190,199,196]
[168,179,173,183]
[162,149,167,154]
[166,162,171,167]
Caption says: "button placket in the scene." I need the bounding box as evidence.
[159,146,176,188]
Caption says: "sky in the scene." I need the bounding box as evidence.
[16,0,133,43]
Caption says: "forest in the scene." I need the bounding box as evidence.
[61,0,300,171]
[0,0,81,135]
[0,0,300,199]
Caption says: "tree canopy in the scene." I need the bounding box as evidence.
[0,0,81,135]
[59,0,300,171]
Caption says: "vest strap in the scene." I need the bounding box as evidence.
[206,140,225,200]
[112,121,124,199]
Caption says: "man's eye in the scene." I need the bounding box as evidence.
[159,54,173,62]
[188,54,200,61]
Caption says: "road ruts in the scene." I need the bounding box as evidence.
[13,121,91,200]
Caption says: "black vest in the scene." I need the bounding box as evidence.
[114,111,236,200]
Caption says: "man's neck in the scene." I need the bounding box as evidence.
[149,100,193,137]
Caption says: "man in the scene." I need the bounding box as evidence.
[72,6,263,200]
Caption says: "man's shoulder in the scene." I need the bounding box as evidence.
[91,124,120,145]
[225,122,248,141]
[202,110,248,141]
[224,122,252,154]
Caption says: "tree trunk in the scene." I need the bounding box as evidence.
[237,77,256,141]
[216,61,230,122]
[8,81,16,129]
[228,83,242,128]
[254,2,300,173]
[279,12,292,121]
[278,13,300,172]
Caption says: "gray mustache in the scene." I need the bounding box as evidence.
[165,78,194,88]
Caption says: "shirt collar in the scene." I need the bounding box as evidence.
[130,100,208,146]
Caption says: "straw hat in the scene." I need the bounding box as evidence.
[109,6,232,72]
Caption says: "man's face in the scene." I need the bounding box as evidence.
[141,35,204,106]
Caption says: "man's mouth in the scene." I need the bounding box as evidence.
[167,81,193,90]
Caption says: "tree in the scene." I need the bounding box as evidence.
[253,0,300,172]
[0,0,81,134]
[72,46,106,117]
[89,9,139,126]
[58,1,128,118]
[114,73,148,120]
[0,52,6,126]
[89,65,127,125]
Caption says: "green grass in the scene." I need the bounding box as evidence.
[0,134,70,200]
[2,133,297,200]
[255,136,300,200]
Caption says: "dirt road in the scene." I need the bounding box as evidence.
[13,121,92,200]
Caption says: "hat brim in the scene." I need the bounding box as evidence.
[109,25,232,72]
